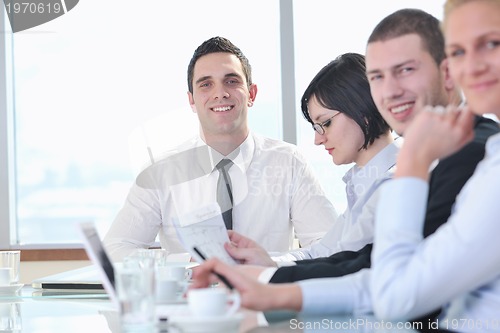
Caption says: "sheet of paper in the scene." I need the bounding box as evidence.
[173,204,237,265]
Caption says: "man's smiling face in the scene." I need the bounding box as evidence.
[366,33,448,135]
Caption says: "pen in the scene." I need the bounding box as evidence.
[192,247,234,290]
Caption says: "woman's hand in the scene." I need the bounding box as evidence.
[191,258,302,312]
[396,105,475,180]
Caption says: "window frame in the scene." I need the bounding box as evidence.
[0,6,18,249]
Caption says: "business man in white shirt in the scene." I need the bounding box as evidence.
[103,37,337,261]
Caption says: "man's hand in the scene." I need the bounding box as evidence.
[225,231,277,267]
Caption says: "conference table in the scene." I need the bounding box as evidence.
[0,285,422,333]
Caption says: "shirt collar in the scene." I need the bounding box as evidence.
[193,132,255,174]
[342,138,401,190]
[486,131,500,156]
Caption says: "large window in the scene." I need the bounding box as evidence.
[1,0,281,245]
[1,0,444,247]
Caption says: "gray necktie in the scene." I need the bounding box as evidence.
[216,159,234,230]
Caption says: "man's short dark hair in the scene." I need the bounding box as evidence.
[187,36,252,93]
[367,8,445,65]
[301,53,390,150]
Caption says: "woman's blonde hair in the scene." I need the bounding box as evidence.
[444,0,500,20]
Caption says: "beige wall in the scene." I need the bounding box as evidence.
[20,260,91,285]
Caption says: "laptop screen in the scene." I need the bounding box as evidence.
[78,222,118,306]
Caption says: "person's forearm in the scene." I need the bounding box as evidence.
[269,284,303,312]
[394,147,433,181]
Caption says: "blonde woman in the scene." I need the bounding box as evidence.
[372,0,500,331]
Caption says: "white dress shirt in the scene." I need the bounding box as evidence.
[258,140,400,283]
[103,132,337,260]
[298,133,500,333]
[271,140,401,264]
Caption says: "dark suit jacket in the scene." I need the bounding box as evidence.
[270,116,499,284]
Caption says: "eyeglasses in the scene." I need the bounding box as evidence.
[312,113,340,135]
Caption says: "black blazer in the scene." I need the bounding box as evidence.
[270,116,499,283]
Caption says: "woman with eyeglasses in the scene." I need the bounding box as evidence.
[222,53,398,277]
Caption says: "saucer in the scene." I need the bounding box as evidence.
[156,294,187,305]
[169,313,243,333]
[0,284,23,296]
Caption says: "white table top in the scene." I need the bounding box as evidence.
[0,285,421,333]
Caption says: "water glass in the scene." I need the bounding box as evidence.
[0,251,20,284]
[115,266,155,331]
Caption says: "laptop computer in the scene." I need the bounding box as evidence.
[77,222,196,323]
[75,223,195,305]
[31,223,118,305]
[76,222,119,307]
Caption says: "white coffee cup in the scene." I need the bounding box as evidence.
[188,288,240,318]
[155,279,181,303]
[0,268,11,286]
[156,265,190,282]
